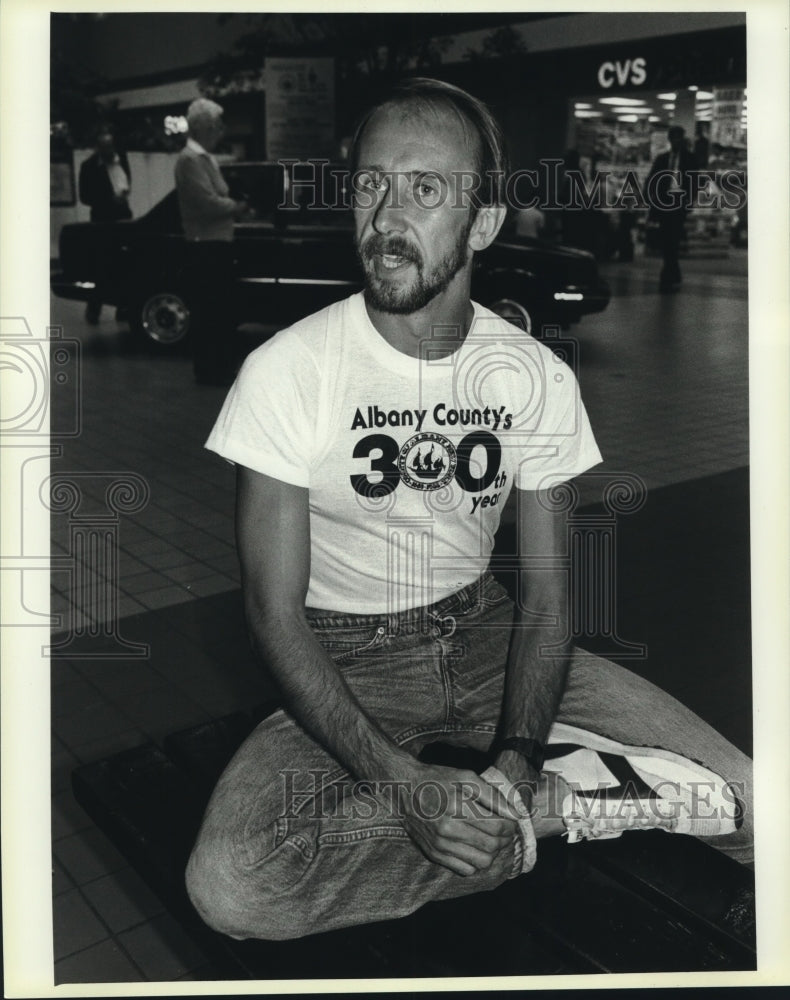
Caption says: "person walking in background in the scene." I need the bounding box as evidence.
[78,128,132,324]
[174,98,248,386]
[645,125,698,292]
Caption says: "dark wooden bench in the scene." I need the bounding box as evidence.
[72,707,755,980]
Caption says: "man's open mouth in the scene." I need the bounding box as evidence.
[379,253,410,270]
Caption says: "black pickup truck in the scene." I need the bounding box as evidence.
[52,161,610,347]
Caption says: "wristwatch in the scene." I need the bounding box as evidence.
[495,736,545,772]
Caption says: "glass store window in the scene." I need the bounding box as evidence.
[568,86,746,176]
[564,85,747,256]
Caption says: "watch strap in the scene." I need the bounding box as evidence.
[496,736,545,772]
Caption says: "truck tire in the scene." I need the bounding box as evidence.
[488,297,533,335]
[132,289,192,348]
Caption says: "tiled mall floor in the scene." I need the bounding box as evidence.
[48,246,750,983]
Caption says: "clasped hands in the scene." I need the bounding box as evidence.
[395,759,533,877]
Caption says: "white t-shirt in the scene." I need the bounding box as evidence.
[206,292,602,613]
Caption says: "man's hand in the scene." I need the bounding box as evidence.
[396,763,522,877]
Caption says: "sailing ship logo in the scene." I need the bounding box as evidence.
[398,432,457,492]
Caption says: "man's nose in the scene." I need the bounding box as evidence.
[372,178,407,235]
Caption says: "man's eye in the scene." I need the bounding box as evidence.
[415,175,442,200]
[358,172,387,192]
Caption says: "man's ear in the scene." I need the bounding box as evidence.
[468,205,507,252]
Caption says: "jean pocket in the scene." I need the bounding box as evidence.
[312,625,387,663]
[476,581,512,611]
[246,827,315,897]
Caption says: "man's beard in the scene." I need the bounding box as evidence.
[356,225,471,315]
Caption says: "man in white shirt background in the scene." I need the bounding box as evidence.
[174,98,248,385]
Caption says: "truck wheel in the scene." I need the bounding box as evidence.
[134,290,191,347]
[490,299,561,340]
[489,298,533,335]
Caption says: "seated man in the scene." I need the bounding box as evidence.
[186,79,752,941]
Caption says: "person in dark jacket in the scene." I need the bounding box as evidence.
[644,126,697,292]
[78,129,132,323]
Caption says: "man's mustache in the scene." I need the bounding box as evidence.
[360,235,421,266]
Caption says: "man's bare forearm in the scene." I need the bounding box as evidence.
[247,605,421,786]
[496,607,572,788]
[496,488,574,790]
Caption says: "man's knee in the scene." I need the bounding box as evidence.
[185,833,318,941]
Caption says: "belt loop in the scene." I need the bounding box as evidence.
[429,611,456,638]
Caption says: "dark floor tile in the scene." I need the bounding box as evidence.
[54,827,129,885]
[81,867,165,934]
[162,529,216,551]
[187,539,235,560]
[117,912,208,981]
[151,645,269,713]
[50,660,81,690]
[52,698,133,750]
[184,575,237,598]
[166,592,247,646]
[51,673,104,719]
[74,659,167,702]
[52,786,94,841]
[121,537,172,558]
[163,562,218,585]
[52,735,80,793]
[117,596,149,619]
[143,548,198,571]
[70,726,150,765]
[125,686,209,743]
[176,964,223,980]
[206,552,241,576]
[187,681,260,719]
[118,553,154,577]
[55,938,144,984]
[53,888,109,960]
[52,857,74,896]
[189,509,234,530]
[122,571,174,596]
[135,585,194,611]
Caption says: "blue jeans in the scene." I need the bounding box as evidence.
[185,573,753,940]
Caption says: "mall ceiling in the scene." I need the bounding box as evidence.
[205,12,571,61]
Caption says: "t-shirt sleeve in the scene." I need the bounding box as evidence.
[514,354,602,491]
[204,333,318,487]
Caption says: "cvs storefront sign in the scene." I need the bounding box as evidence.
[597,57,647,88]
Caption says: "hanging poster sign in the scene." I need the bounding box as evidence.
[264,57,335,160]
[711,86,746,147]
